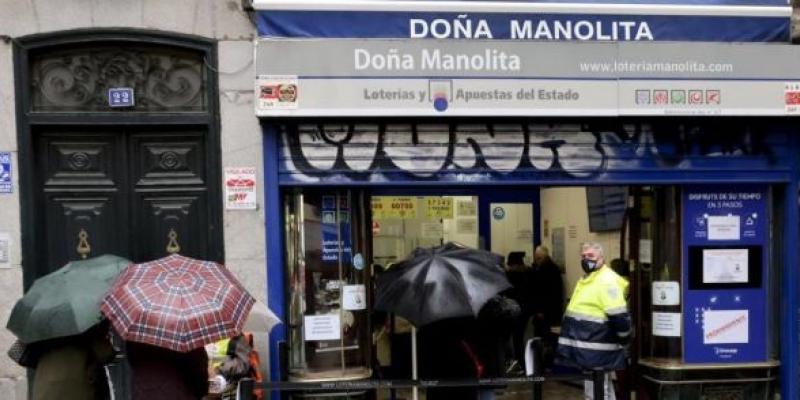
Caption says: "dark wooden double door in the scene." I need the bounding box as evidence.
[31,125,222,277]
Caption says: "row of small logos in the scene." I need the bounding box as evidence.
[635,89,721,106]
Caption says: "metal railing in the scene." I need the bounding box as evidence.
[235,338,610,399]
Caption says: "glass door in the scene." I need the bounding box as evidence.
[284,189,371,382]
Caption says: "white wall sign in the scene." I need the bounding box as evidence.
[224,167,257,210]
[707,215,740,240]
[703,309,749,344]
[703,248,748,283]
[256,41,800,117]
[304,314,341,341]
[653,312,681,337]
[343,284,367,310]
[0,152,11,194]
[652,281,680,306]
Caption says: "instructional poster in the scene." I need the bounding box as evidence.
[683,185,767,363]
[304,314,341,341]
[703,249,748,283]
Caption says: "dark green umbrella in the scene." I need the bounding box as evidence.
[6,254,131,343]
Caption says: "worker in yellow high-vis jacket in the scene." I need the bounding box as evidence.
[557,242,631,400]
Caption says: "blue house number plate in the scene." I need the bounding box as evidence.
[108,88,135,108]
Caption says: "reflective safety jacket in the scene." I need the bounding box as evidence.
[557,265,631,371]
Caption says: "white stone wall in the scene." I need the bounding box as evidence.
[0,1,266,398]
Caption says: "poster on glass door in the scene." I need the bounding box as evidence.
[321,195,352,264]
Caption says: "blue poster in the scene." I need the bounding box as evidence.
[321,195,353,264]
[0,152,11,194]
[682,185,768,363]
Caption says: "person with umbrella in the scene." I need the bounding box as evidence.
[375,242,513,400]
[5,255,131,400]
[101,254,255,400]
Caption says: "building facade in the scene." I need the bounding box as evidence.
[0,2,266,399]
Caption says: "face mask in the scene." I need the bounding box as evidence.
[581,259,598,274]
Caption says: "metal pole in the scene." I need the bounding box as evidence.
[238,378,254,400]
[530,338,543,400]
[412,326,419,400]
[593,370,605,400]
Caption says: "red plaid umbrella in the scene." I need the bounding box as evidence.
[100,254,255,352]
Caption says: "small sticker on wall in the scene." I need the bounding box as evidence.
[224,167,257,210]
[256,75,299,112]
[0,152,11,194]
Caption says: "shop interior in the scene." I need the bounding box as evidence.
[282,185,781,399]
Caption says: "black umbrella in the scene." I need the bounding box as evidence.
[375,242,512,327]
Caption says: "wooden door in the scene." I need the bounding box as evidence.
[32,125,220,275]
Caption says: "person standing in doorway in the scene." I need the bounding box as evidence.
[531,245,564,369]
[556,242,631,400]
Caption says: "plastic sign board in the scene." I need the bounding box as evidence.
[108,88,135,108]
[0,152,11,193]
[224,167,257,210]
[255,40,800,117]
[253,0,791,43]
[682,186,768,363]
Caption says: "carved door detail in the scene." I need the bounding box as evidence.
[33,127,218,273]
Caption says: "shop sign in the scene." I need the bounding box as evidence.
[425,197,453,219]
[224,167,257,210]
[371,197,416,219]
[254,0,790,43]
[255,40,800,117]
[0,152,10,194]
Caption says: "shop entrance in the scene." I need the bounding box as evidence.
[281,184,782,399]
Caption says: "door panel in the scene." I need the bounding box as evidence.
[133,192,209,261]
[44,194,126,269]
[130,132,207,187]
[33,126,220,276]
[35,131,128,273]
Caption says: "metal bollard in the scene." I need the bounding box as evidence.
[527,337,543,400]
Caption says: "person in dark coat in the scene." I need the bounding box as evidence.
[504,251,535,370]
[531,245,564,368]
[127,342,209,400]
[31,323,115,400]
[418,317,478,400]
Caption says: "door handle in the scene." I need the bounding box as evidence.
[76,229,91,259]
[166,228,181,254]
